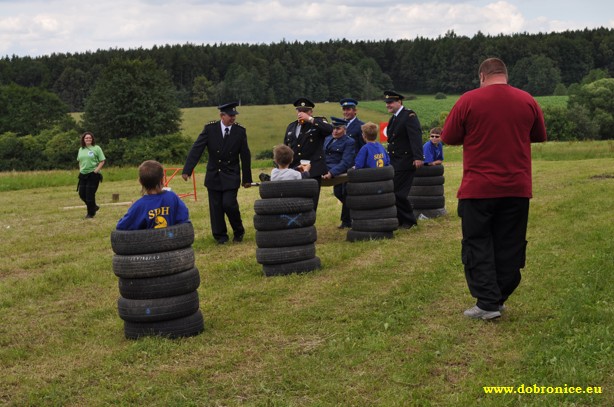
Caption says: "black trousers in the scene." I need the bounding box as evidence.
[311,176,322,213]
[207,188,244,242]
[458,198,530,311]
[333,183,351,226]
[78,172,101,216]
[393,169,417,226]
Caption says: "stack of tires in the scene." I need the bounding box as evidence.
[410,165,447,219]
[110,222,204,339]
[254,179,321,277]
[345,166,398,242]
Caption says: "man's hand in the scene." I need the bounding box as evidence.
[181,174,189,181]
[321,172,332,180]
[297,112,314,123]
[413,160,424,169]
[242,183,252,188]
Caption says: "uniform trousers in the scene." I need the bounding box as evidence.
[333,183,351,226]
[458,198,529,311]
[207,188,244,242]
[311,176,322,213]
[393,169,417,226]
[78,172,101,216]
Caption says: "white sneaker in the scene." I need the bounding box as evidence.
[464,305,501,320]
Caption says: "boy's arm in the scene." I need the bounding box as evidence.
[354,146,366,169]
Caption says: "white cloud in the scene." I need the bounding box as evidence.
[1,0,613,56]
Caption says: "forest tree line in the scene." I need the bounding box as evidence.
[2,28,614,111]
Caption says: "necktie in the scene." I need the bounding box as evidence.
[224,127,229,139]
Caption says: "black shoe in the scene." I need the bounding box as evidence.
[216,239,228,245]
[233,234,244,243]
[399,223,416,230]
[337,223,351,229]
[94,205,100,213]
[84,214,94,219]
[259,173,271,182]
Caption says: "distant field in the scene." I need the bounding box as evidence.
[181,96,569,156]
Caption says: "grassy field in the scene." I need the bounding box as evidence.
[180,96,569,158]
[1,141,612,406]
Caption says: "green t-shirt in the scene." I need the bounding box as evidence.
[77,145,106,174]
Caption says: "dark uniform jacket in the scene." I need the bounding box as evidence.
[182,121,252,191]
[324,134,355,177]
[386,107,423,171]
[284,117,333,177]
[345,117,365,155]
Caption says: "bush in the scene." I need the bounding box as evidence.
[434,92,447,99]
[553,83,567,96]
[256,149,274,160]
[105,133,194,167]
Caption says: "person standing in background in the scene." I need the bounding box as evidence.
[384,90,424,229]
[182,102,252,245]
[77,131,105,219]
[283,97,333,211]
[441,57,547,320]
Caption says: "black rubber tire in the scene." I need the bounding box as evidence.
[256,243,316,265]
[415,165,444,177]
[253,210,316,231]
[412,175,445,186]
[346,180,394,196]
[408,195,446,209]
[409,185,444,196]
[350,206,397,220]
[124,309,204,339]
[112,247,195,279]
[347,166,395,182]
[255,226,317,248]
[254,198,314,215]
[117,291,200,322]
[351,217,399,232]
[118,267,201,300]
[346,192,396,210]
[262,256,321,277]
[346,230,394,242]
[110,223,195,255]
[259,179,319,199]
[415,208,449,219]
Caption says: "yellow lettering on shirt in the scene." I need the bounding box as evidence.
[148,207,171,219]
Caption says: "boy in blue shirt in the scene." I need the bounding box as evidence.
[116,160,190,230]
[423,127,444,165]
[354,122,390,169]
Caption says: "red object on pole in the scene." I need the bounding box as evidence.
[379,122,389,143]
[163,168,197,201]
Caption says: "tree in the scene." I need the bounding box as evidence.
[568,78,614,139]
[82,59,181,142]
[0,84,71,136]
[191,75,215,106]
[509,55,561,96]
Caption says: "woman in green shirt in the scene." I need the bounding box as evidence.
[77,132,106,218]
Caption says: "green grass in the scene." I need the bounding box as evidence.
[0,141,612,405]
[180,95,569,157]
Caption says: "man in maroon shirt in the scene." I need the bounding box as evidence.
[441,58,547,320]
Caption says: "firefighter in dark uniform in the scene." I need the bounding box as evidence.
[283,97,333,211]
[384,90,424,229]
[182,102,252,244]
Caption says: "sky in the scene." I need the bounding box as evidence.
[1,0,613,58]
